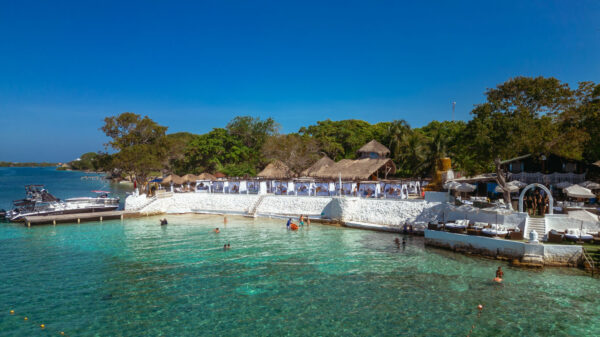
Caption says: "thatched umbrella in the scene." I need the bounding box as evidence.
[357,140,390,158]
[257,160,296,179]
[197,172,216,180]
[182,174,199,184]
[301,155,335,177]
[162,174,184,185]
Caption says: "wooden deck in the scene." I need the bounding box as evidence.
[22,210,143,226]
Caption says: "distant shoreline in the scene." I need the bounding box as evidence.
[0,162,59,168]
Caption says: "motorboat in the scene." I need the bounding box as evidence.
[5,185,119,222]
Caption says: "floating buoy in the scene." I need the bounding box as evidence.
[60,332,65,335]
[10,310,14,315]
[24,317,28,321]
[493,277,503,283]
[290,223,299,231]
[477,304,483,311]
[40,324,45,329]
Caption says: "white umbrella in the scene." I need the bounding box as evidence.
[456,183,476,193]
[508,180,526,188]
[563,185,595,199]
[579,181,600,190]
[495,183,519,193]
[555,181,573,189]
[443,181,461,190]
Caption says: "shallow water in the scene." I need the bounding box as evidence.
[1,168,599,336]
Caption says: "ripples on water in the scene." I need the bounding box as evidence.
[1,215,599,337]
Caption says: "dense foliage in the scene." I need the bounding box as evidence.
[81,76,599,179]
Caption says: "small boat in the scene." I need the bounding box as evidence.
[5,185,119,222]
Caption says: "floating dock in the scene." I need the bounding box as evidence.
[22,210,143,226]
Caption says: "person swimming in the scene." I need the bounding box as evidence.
[215,228,220,233]
[160,218,168,226]
[394,238,400,248]
[494,266,504,283]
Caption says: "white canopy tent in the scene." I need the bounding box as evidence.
[563,185,595,199]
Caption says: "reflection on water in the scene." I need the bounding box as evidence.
[1,214,598,336]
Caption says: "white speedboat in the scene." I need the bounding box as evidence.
[5,185,119,222]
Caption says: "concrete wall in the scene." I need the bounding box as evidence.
[324,197,436,226]
[545,214,600,233]
[424,230,525,258]
[257,196,333,217]
[424,230,583,266]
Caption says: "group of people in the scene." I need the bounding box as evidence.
[524,191,550,216]
[286,215,310,230]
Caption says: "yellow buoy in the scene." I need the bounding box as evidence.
[40,324,45,329]
[60,332,65,335]
[24,317,28,321]
[10,310,14,315]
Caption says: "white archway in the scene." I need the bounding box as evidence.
[518,183,553,214]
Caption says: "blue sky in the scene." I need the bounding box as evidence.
[1,0,599,162]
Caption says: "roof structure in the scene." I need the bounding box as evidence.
[214,172,227,178]
[312,157,395,180]
[196,172,216,180]
[181,174,199,183]
[357,140,390,157]
[451,173,498,183]
[161,174,184,185]
[300,155,335,177]
[500,154,532,165]
[257,160,296,179]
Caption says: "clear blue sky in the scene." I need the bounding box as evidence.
[1,0,599,162]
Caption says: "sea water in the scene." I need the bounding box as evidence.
[1,168,599,336]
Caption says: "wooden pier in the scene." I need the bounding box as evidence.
[22,210,143,226]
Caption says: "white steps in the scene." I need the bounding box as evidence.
[526,217,546,240]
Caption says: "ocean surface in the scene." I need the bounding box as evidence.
[1,168,599,336]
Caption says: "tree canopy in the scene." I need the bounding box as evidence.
[88,76,599,181]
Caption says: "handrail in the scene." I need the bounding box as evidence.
[582,247,596,277]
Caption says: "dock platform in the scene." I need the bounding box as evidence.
[22,210,142,226]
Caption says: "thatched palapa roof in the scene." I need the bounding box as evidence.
[197,172,216,180]
[257,160,296,179]
[312,157,395,180]
[181,174,199,183]
[161,174,185,185]
[357,140,390,157]
[301,155,335,177]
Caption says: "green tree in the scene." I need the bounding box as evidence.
[101,112,169,188]
[261,134,321,173]
[459,76,583,174]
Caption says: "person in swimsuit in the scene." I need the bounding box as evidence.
[496,266,504,279]
[286,218,292,229]
[215,228,220,233]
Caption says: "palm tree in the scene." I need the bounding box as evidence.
[387,120,411,160]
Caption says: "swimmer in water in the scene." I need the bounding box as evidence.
[496,266,504,279]
[215,228,220,233]
[224,216,228,224]
[394,237,400,248]
[286,218,292,229]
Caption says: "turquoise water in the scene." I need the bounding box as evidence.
[1,168,599,336]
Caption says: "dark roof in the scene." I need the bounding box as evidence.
[357,140,390,156]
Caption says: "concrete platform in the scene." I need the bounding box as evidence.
[22,210,141,226]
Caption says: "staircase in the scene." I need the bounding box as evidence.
[582,248,599,277]
[526,216,546,240]
[248,195,267,217]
